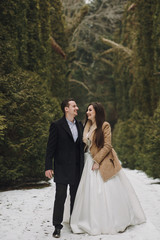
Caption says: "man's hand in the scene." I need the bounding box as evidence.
[45,170,54,179]
[92,162,99,171]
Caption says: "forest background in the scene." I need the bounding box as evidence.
[0,0,160,188]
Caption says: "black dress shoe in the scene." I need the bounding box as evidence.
[53,228,61,238]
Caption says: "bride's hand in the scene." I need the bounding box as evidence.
[92,162,99,171]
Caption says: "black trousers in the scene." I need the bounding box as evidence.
[52,182,79,229]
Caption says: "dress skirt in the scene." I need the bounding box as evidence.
[70,152,146,235]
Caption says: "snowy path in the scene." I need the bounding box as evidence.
[0,169,160,240]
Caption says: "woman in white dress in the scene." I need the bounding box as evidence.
[70,102,146,235]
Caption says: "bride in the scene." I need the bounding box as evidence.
[70,102,146,235]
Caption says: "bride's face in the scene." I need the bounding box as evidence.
[86,105,96,123]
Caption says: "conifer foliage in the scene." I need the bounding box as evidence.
[0,0,66,186]
[112,0,160,178]
[62,0,160,178]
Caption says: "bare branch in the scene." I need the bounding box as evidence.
[128,3,136,12]
[102,37,133,57]
[69,78,94,95]
[73,61,88,69]
[101,58,114,67]
[66,5,89,37]
[100,48,116,56]
[50,36,66,59]
[153,72,160,76]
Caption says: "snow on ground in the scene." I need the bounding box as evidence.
[0,168,160,240]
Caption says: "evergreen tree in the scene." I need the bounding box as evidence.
[112,0,160,178]
[0,0,67,186]
[0,70,61,186]
[49,0,68,99]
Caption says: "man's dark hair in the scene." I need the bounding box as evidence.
[61,98,75,114]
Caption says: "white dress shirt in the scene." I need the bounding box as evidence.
[66,118,78,142]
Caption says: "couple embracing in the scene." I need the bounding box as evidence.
[45,98,146,238]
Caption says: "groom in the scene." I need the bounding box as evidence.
[45,98,84,238]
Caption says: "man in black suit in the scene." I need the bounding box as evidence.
[45,98,84,238]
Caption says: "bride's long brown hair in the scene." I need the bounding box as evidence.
[85,102,106,148]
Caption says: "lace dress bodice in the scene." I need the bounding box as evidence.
[85,131,92,153]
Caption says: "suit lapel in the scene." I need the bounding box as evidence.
[61,116,81,142]
[75,120,82,141]
[61,116,73,139]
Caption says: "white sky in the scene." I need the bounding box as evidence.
[85,0,94,4]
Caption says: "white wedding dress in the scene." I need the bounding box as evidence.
[70,150,146,235]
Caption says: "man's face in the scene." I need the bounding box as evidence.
[65,101,79,117]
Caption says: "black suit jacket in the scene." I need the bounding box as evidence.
[45,116,84,184]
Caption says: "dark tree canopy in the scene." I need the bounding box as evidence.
[62,0,160,178]
[0,0,160,187]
